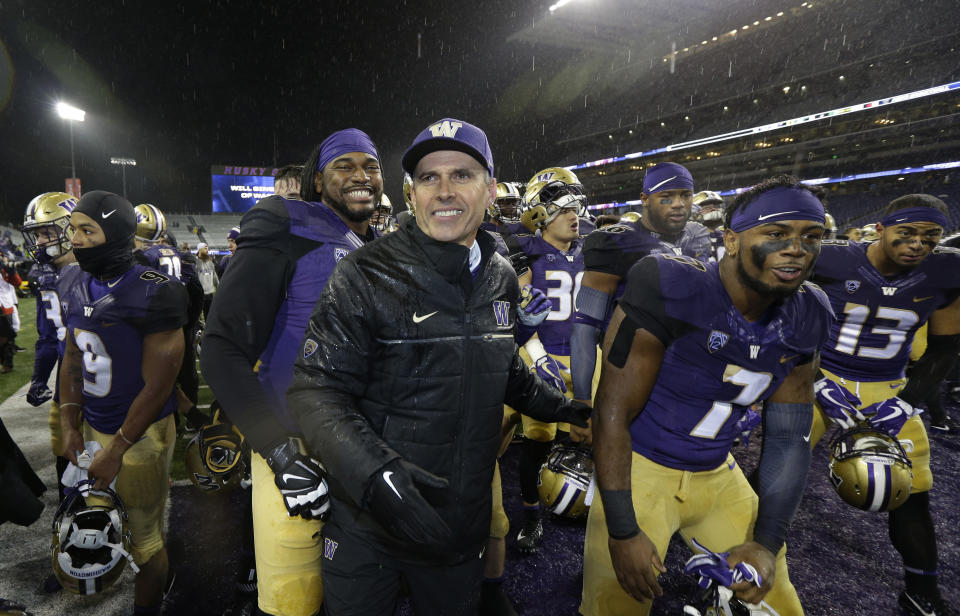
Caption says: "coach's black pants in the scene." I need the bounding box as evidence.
[321,517,483,616]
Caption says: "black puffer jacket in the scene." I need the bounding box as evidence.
[288,218,572,565]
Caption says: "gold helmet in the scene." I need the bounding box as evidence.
[693,190,724,223]
[537,444,594,519]
[525,167,587,221]
[134,203,166,243]
[21,192,77,264]
[400,173,413,211]
[52,480,139,594]
[828,427,913,512]
[860,223,879,242]
[620,211,642,225]
[372,194,396,233]
[488,182,524,223]
[185,404,247,493]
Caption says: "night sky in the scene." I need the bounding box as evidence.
[0,0,562,222]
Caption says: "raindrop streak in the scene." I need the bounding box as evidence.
[417,33,421,59]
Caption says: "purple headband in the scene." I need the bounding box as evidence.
[730,186,825,232]
[317,128,379,172]
[880,207,948,229]
[643,162,694,194]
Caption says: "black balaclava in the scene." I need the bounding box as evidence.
[72,190,137,279]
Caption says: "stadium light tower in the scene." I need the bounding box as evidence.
[110,156,137,199]
[56,102,86,182]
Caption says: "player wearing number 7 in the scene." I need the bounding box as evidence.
[808,194,960,616]
[58,191,188,615]
[581,175,834,615]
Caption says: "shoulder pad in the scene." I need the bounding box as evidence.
[822,239,849,246]
[933,245,960,255]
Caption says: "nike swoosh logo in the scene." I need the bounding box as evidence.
[282,473,308,483]
[757,211,798,221]
[819,389,846,408]
[107,279,122,288]
[780,354,799,364]
[646,176,678,193]
[913,296,933,302]
[412,311,438,323]
[802,429,811,442]
[101,209,117,219]
[517,530,528,540]
[383,470,402,500]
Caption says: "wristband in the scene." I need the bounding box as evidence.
[60,402,82,410]
[600,489,641,540]
[524,337,548,364]
[117,427,136,447]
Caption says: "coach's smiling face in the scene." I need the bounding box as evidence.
[410,150,495,247]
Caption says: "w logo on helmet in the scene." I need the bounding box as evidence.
[536,171,556,183]
[428,120,462,138]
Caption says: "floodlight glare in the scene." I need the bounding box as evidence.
[56,102,85,122]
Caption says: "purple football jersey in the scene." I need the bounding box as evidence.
[618,255,834,471]
[61,265,188,434]
[814,241,960,381]
[517,234,585,355]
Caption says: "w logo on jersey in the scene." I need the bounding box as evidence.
[83,306,93,317]
[428,120,462,138]
[845,280,861,294]
[536,171,557,183]
[707,330,729,353]
[323,538,338,560]
[881,286,897,296]
[334,248,348,262]
[492,300,511,327]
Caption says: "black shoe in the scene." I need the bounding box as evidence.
[929,415,960,434]
[479,581,519,616]
[900,591,957,616]
[39,573,61,594]
[516,508,543,553]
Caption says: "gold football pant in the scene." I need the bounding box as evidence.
[251,452,323,616]
[84,415,175,566]
[580,452,802,616]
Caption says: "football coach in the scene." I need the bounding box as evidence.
[287,118,591,615]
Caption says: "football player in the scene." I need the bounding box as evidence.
[582,175,833,615]
[201,128,382,616]
[507,177,595,554]
[808,193,960,615]
[133,203,207,431]
[570,162,711,440]
[692,190,725,261]
[481,181,526,236]
[58,191,187,615]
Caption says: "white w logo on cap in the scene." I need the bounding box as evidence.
[428,121,462,138]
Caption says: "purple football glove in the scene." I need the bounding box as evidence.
[534,355,568,393]
[863,396,916,436]
[684,538,763,590]
[733,409,762,447]
[517,284,551,327]
[814,377,864,429]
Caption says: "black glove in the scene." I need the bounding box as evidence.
[508,251,532,277]
[556,399,592,428]
[26,381,53,407]
[365,458,453,548]
[265,437,330,521]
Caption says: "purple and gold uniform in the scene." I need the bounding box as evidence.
[138,244,184,281]
[583,218,711,314]
[809,240,960,490]
[581,254,833,616]
[518,233,584,356]
[39,262,84,456]
[61,263,187,565]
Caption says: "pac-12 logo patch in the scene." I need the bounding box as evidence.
[707,330,729,353]
[302,338,319,359]
[492,300,511,327]
[845,280,861,294]
[334,248,349,262]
